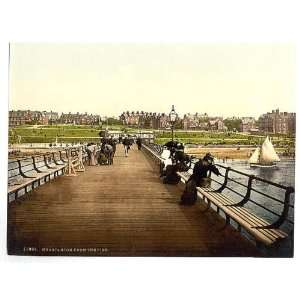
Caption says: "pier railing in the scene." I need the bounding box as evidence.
[210,164,294,229]
[142,143,294,232]
[8,146,89,201]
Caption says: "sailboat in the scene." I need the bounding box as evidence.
[248,136,280,168]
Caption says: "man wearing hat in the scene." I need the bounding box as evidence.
[180,153,220,205]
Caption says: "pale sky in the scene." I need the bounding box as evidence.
[9,43,296,118]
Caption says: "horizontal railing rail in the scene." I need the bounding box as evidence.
[7,145,92,202]
[211,163,294,228]
[142,142,295,230]
[7,146,90,187]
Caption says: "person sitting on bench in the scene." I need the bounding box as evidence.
[180,153,220,205]
[162,151,191,185]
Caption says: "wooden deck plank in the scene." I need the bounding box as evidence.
[7,144,259,256]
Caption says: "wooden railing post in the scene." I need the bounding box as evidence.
[76,147,85,172]
[66,148,75,176]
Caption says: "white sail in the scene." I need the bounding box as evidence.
[248,147,260,164]
[259,136,280,164]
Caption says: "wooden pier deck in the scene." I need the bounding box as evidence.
[8,145,259,256]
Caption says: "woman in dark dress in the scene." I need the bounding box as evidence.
[180,153,220,205]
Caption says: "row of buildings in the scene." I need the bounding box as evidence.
[9,109,296,135]
[120,111,235,132]
[120,109,296,135]
[119,111,170,129]
[9,110,101,126]
[258,109,296,135]
[182,113,225,131]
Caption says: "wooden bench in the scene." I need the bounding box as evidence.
[8,152,67,201]
[176,171,289,247]
[197,186,288,246]
[141,143,293,249]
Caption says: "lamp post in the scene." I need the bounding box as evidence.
[105,116,108,129]
[98,115,102,129]
[102,116,109,137]
[169,105,177,142]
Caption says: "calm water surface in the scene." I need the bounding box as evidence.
[210,158,295,256]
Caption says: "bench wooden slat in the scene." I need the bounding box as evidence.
[176,171,191,182]
[204,189,270,226]
[8,172,47,194]
[8,178,36,193]
[207,191,288,240]
[199,187,286,237]
[175,171,288,245]
[197,187,288,245]
[8,164,65,195]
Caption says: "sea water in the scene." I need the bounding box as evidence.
[211,158,295,256]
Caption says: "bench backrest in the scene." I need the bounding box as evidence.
[142,142,295,232]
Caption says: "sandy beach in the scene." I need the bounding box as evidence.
[185,146,288,160]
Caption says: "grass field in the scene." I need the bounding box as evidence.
[8,125,295,149]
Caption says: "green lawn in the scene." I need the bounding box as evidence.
[8,125,295,148]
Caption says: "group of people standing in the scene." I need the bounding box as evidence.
[86,134,143,165]
[86,136,117,166]
[160,140,220,205]
[121,135,142,157]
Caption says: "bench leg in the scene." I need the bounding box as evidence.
[217,213,231,231]
[256,240,264,251]
[207,200,211,210]
[200,199,211,212]
[225,215,230,226]
[237,224,242,232]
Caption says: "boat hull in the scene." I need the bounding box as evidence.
[250,163,277,168]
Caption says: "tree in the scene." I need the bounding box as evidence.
[107,117,123,126]
[224,118,242,132]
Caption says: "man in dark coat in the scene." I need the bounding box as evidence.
[136,137,142,150]
[180,153,220,205]
[122,136,131,157]
[107,136,117,157]
[164,140,178,149]
[164,141,185,161]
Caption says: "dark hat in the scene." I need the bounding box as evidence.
[203,152,214,162]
